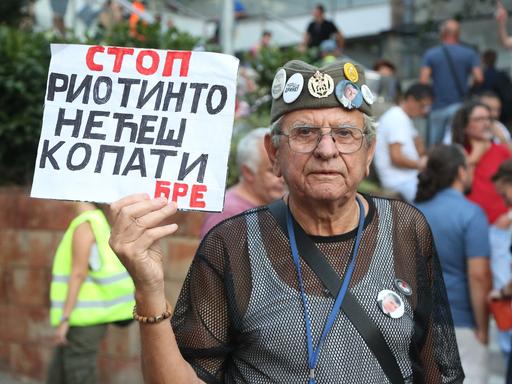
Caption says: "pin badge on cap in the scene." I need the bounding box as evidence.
[361,84,375,105]
[377,289,404,319]
[394,279,412,296]
[308,71,334,98]
[272,68,287,99]
[343,62,359,83]
[283,73,304,104]
[335,80,363,110]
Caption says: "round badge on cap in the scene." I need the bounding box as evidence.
[308,71,334,98]
[283,73,304,104]
[361,84,375,105]
[271,68,287,99]
[394,279,412,296]
[377,289,404,319]
[343,62,359,83]
[335,80,363,110]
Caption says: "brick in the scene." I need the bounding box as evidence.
[0,187,23,229]
[16,195,78,230]
[10,342,51,381]
[0,305,51,344]
[0,339,8,370]
[165,279,186,308]
[100,323,140,358]
[163,238,197,280]
[0,230,18,266]
[8,230,60,268]
[98,355,142,384]
[6,267,50,307]
[0,267,6,303]
[172,211,205,237]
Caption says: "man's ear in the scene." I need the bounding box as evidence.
[365,139,377,177]
[264,134,282,177]
[457,164,466,182]
[240,163,254,182]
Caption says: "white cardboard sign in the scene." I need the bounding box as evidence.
[31,44,239,212]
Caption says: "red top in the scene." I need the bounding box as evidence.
[467,143,511,224]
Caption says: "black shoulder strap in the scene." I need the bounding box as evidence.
[441,45,465,99]
[268,199,405,384]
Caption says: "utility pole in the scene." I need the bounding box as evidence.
[220,0,234,55]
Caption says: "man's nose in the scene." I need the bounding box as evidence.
[314,132,338,158]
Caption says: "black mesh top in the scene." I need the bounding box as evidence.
[171,195,464,383]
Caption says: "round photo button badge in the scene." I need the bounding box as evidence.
[335,80,363,110]
[377,289,404,319]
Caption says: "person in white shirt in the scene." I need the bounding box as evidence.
[374,83,433,201]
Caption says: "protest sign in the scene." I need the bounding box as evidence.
[31,44,239,211]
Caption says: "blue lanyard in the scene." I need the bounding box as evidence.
[286,196,365,384]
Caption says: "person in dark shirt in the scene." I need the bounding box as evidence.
[475,50,512,126]
[303,4,344,50]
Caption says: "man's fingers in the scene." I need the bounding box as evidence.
[111,197,170,236]
[110,193,150,221]
[133,201,178,229]
[110,199,178,255]
[131,224,179,254]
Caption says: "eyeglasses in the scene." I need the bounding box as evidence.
[469,116,492,123]
[278,125,366,154]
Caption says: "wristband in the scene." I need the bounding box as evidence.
[133,301,172,324]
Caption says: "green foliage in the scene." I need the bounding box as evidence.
[243,46,317,116]
[0,26,51,185]
[89,22,200,50]
[0,22,199,185]
[0,1,30,27]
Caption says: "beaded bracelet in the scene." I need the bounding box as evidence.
[133,301,172,324]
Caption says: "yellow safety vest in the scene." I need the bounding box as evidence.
[50,210,135,327]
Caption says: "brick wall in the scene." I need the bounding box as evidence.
[0,187,203,383]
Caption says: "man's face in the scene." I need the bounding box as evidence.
[250,143,286,204]
[344,84,358,101]
[268,107,375,204]
[313,7,323,19]
[409,96,432,118]
[495,180,512,206]
[481,96,501,121]
[383,295,399,314]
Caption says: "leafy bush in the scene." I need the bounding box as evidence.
[242,46,317,117]
[0,22,199,185]
[0,26,51,185]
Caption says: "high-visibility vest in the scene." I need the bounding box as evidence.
[50,210,135,327]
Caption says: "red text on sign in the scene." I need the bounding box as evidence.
[154,180,207,208]
[85,46,191,77]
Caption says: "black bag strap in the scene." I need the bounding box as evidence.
[441,45,465,99]
[268,199,405,384]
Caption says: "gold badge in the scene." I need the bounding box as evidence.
[343,62,359,83]
[307,71,334,98]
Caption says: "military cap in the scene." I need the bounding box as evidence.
[270,59,374,123]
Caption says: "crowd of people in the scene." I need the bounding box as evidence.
[45,2,512,384]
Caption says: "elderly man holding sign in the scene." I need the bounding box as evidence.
[109,60,463,383]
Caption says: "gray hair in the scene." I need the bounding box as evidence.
[270,113,376,148]
[236,127,269,173]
